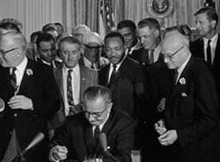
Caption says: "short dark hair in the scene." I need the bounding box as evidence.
[117,19,136,33]
[36,32,55,48]
[194,7,218,26]
[58,36,81,49]
[137,18,161,31]
[83,85,112,104]
[104,31,125,45]
[30,31,43,43]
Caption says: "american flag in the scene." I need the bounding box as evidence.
[98,0,115,39]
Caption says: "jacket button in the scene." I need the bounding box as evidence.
[14,113,17,117]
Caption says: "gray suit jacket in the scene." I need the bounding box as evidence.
[49,64,98,129]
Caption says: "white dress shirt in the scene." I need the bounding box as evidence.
[62,64,80,116]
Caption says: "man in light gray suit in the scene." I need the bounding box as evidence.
[48,36,98,138]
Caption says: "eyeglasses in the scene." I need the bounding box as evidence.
[84,103,110,119]
[84,44,102,50]
[0,47,19,55]
[163,46,184,60]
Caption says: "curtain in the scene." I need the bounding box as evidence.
[68,0,220,33]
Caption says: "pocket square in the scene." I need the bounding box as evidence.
[181,92,187,97]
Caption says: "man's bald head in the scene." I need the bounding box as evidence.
[0,32,27,67]
[162,31,191,69]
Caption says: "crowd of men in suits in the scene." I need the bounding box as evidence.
[0,6,220,162]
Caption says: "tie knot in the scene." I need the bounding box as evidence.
[94,126,101,139]
[68,69,73,74]
[208,39,211,44]
[11,67,17,75]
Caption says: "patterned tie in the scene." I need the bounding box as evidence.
[206,39,212,65]
[67,69,75,115]
[109,65,117,86]
[9,67,17,97]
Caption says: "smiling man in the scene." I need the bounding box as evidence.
[49,85,136,162]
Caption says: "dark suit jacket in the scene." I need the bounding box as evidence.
[190,35,220,98]
[130,47,149,67]
[49,64,98,129]
[0,59,60,161]
[98,56,148,121]
[163,56,220,162]
[51,108,136,162]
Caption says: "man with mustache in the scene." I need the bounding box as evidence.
[98,31,148,149]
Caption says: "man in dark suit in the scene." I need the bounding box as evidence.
[49,36,98,138]
[49,85,136,162]
[190,7,220,101]
[99,31,147,121]
[131,18,162,70]
[117,19,141,55]
[0,32,60,161]
[99,31,148,150]
[154,30,219,162]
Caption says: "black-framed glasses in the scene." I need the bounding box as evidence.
[163,46,184,60]
[84,103,110,119]
[84,44,102,50]
[0,47,19,55]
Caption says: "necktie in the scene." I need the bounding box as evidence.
[109,65,117,86]
[67,69,75,115]
[173,69,178,84]
[206,39,212,65]
[94,126,101,140]
[149,49,154,64]
[91,63,96,70]
[9,67,17,96]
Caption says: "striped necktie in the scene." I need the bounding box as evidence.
[67,69,75,115]
[9,67,17,97]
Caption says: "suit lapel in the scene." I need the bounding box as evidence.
[84,125,95,156]
[18,60,32,94]
[213,34,220,66]
[55,66,65,102]
[168,57,193,102]
[79,65,86,100]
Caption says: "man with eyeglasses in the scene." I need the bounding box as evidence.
[154,30,219,162]
[0,32,60,161]
[80,31,109,71]
[49,85,136,162]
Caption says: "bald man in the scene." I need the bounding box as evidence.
[154,31,219,162]
[72,24,91,43]
[80,31,109,71]
[0,32,60,161]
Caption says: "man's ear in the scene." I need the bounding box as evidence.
[153,29,160,38]
[211,20,217,29]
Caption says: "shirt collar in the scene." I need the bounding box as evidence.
[63,63,79,73]
[15,57,28,74]
[203,33,218,45]
[177,54,191,80]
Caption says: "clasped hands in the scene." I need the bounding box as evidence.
[8,95,33,110]
[49,145,68,161]
[154,119,178,146]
